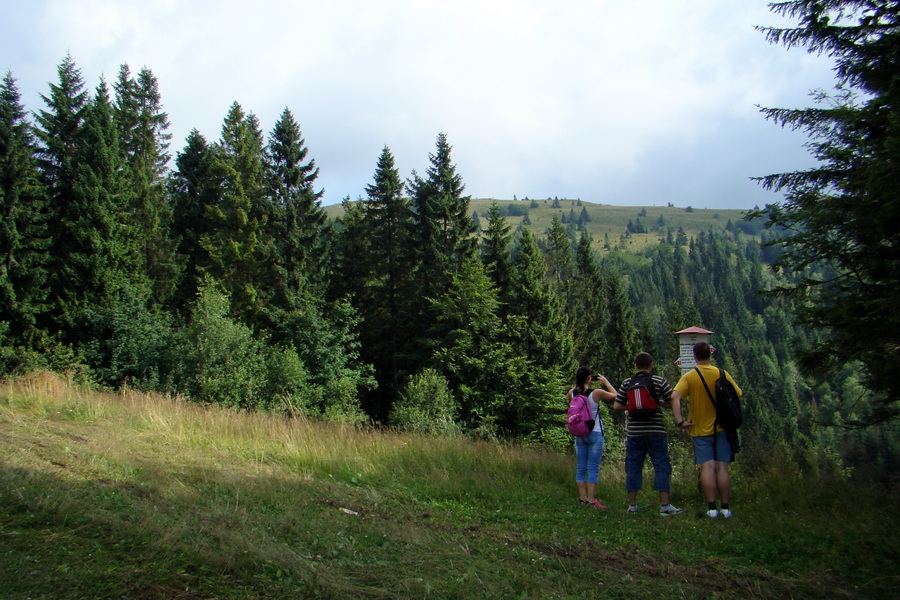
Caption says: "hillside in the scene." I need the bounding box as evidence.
[325,198,751,253]
[1,373,896,599]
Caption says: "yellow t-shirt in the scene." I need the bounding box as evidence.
[673,365,743,437]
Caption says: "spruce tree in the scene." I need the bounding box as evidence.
[170,129,216,312]
[430,254,527,435]
[113,65,178,305]
[33,54,88,330]
[752,0,900,423]
[265,107,326,294]
[571,232,609,369]
[408,133,475,292]
[507,228,573,375]
[406,133,476,375]
[199,102,268,321]
[0,72,50,355]
[359,146,416,411]
[479,201,513,308]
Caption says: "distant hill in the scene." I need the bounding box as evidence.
[325,198,751,254]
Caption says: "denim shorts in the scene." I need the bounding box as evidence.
[574,430,605,484]
[625,434,671,493]
[693,431,734,464]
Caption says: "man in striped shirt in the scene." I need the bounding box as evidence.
[613,352,683,515]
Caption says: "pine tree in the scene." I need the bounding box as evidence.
[408,133,475,292]
[265,107,326,292]
[507,228,573,375]
[571,232,609,368]
[751,0,900,423]
[0,72,50,354]
[602,264,640,385]
[358,146,416,410]
[170,128,217,312]
[430,254,527,435]
[50,78,146,351]
[405,133,475,375]
[479,201,513,306]
[33,54,89,329]
[199,102,268,321]
[543,215,574,303]
[113,65,178,305]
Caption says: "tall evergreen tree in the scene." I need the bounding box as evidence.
[571,232,609,369]
[751,0,900,424]
[199,102,268,321]
[507,228,572,375]
[543,214,575,307]
[49,78,147,358]
[33,54,88,329]
[479,201,513,309]
[0,72,50,355]
[170,129,216,312]
[408,133,475,291]
[602,264,640,385]
[113,65,178,304]
[406,133,476,375]
[265,107,326,294]
[430,254,527,435]
[359,146,416,411]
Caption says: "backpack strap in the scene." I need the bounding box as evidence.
[695,366,732,461]
[696,366,717,409]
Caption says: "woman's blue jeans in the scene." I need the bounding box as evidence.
[575,430,605,484]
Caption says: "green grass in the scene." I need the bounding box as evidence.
[325,198,749,255]
[1,373,897,599]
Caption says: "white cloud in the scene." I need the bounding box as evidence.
[2,0,837,208]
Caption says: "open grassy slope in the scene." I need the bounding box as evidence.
[2,373,896,599]
[324,198,749,254]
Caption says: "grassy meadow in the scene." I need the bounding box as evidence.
[325,198,750,255]
[1,373,896,599]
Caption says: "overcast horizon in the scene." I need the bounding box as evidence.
[3,1,839,210]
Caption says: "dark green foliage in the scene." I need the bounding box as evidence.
[751,0,900,424]
[264,107,327,295]
[354,147,416,413]
[389,368,461,435]
[113,65,179,305]
[1,52,896,474]
[0,71,50,361]
[479,202,513,307]
[507,229,572,376]
[169,128,216,311]
[199,102,268,322]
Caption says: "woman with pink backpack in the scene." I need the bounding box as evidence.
[567,366,617,509]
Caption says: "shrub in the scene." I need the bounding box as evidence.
[390,369,461,436]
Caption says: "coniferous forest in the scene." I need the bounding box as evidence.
[2,2,899,478]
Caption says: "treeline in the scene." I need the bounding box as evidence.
[1,56,896,468]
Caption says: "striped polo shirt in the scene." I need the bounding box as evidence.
[615,372,674,437]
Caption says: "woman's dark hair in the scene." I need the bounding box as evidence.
[575,366,593,390]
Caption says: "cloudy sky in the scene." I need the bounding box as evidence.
[3,0,838,209]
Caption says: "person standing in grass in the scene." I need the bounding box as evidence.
[567,366,617,509]
[612,352,683,516]
[671,341,743,519]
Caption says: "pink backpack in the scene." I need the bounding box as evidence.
[566,392,595,437]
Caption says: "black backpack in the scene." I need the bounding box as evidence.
[625,372,660,420]
[697,367,742,452]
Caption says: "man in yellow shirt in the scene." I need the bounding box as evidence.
[671,342,743,519]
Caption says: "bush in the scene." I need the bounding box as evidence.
[390,369,461,436]
[167,279,268,408]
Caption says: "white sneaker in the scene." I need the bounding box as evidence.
[706,509,719,518]
[720,509,733,519]
[659,504,684,516]
[626,504,639,513]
